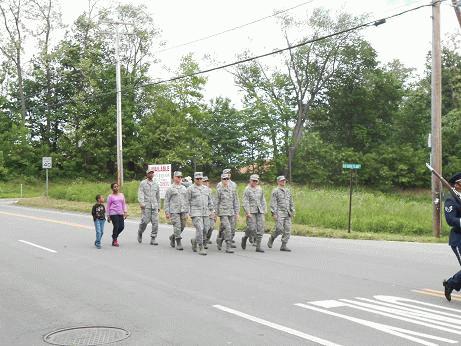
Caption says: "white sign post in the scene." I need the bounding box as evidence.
[42,157,52,197]
[147,164,171,199]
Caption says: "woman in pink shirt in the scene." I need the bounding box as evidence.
[107,182,128,247]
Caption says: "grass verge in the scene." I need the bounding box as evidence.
[16,197,448,243]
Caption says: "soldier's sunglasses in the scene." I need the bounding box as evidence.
[222,178,229,180]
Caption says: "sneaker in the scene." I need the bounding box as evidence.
[150,237,158,246]
[112,240,119,247]
[96,244,101,249]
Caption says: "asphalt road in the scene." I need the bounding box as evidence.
[1,199,461,346]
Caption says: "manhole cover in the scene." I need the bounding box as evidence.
[43,326,130,345]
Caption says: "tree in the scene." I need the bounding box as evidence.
[0,0,28,123]
[199,97,247,176]
[235,8,366,180]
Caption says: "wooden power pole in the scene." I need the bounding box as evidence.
[431,0,442,238]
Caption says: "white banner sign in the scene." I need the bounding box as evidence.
[42,157,52,169]
[148,164,171,199]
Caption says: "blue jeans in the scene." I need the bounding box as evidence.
[94,219,105,246]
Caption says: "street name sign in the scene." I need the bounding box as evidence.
[343,163,361,170]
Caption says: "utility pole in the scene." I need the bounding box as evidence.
[103,21,133,187]
[115,23,123,187]
[451,0,461,28]
[431,0,442,238]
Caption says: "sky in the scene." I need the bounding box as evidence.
[59,0,460,105]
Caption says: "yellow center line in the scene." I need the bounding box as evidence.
[422,288,461,297]
[0,210,92,230]
[412,289,461,301]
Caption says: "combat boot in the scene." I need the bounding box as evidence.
[443,280,453,302]
[280,242,291,252]
[255,239,265,253]
[175,238,183,250]
[169,234,175,248]
[199,244,207,256]
[216,237,223,251]
[241,236,248,250]
[206,229,213,244]
[225,241,234,254]
[137,231,142,243]
[191,238,197,252]
[150,237,158,245]
[267,235,275,248]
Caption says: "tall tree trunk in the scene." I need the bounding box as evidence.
[16,50,26,124]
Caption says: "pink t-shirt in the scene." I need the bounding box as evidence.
[107,193,128,216]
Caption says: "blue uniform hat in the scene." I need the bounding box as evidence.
[449,172,461,185]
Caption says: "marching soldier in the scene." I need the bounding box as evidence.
[203,176,217,248]
[164,171,188,250]
[241,174,266,253]
[217,168,237,190]
[443,172,461,301]
[137,167,160,245]
[217,168,238,247]
[444,172,461,266]
[182,176,192,188]
[268,176,295,252]
[216,173,240,253]
[187,172,214,255]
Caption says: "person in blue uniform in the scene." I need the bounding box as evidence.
[442,172,461,301]
[444,173,461,265]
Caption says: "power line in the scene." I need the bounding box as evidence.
[154,0,316,54]
[147,1,445,86]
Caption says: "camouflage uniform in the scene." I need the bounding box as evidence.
[216,179,237,242]
[216,183,240,253]
[269,186,295,245]
[137,178,160,242]
[243,183,266,251]
[187,178,214,254]
[205,184,217,245]
[164,183,188,241]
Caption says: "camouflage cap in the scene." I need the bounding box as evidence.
[173,171,182,177]
[194,172,204,179]
[250,174,259,181]
[146,167,155,174]
[221,173,229,179]
[223,168,231,174]
[277,175,286,182]
[203,176,209,182]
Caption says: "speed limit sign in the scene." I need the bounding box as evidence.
[42,157,52,169]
